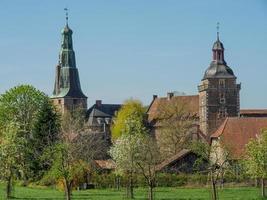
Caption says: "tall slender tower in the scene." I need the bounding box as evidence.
[51,11,87,113]
[198,26,241,136]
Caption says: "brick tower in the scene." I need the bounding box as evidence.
[198,29,241,136]
[51,12,87,113]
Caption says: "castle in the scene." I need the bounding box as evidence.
[51,18,267,166]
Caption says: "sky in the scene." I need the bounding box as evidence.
[0,0,267,108]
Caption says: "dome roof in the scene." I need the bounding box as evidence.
[203,61,235,80]
[212,39,224,50]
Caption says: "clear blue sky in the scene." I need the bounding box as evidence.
[0,0,267,108]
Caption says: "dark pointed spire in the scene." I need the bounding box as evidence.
[60,8,75,68]
[212,23,225,63]
[52,10,87,99]
[64,8,69,26]
[216,22,220,41]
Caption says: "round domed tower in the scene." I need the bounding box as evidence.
[198,28,241,136]
[203,36,235,80]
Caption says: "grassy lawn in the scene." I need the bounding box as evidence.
[0,184,266,200]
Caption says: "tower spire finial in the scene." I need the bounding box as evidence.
[64,8,69,25]
[216,22,220,41]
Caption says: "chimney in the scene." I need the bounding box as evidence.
[153,95,158,100]
[96,100,102,106]
[167,92,174,100]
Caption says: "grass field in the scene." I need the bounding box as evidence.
[0,184,267,200]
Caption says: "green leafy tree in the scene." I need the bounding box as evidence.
[111,99,146,139]
[110,99,148,199]
[0,85,59,182]
[30,99,60,179]
[0,123,26,199]
[0,85,47,133]
[244,129,267,198]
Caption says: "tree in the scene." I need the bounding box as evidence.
[156,98,197,158]
[0,123,26,199]
[244,129,267,198]
[0,85,58,195]
[110,133,143,199]
[191,140,231,200]
[110,99,148,199]
[0,85,47,134]
[47,110,107,200]
[110,130,160,200]
[136,135,160,200]
[30,99,61,180]
[111,99,146,139]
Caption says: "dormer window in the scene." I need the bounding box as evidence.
[97,117,104,125]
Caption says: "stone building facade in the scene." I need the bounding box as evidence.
[148,34,241,137]
[198,35,241,136]
[48,20,267,169]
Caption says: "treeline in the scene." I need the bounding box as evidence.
[1,85,267,200]
[0,85,107,200]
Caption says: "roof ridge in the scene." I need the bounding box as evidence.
[156,149,191,171]
[211,117,228,138]
[221,117,229,136]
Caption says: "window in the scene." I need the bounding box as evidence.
[58,99,61,104]
[73,99,78,104]
[219,79,225,88]
[218,108,227,118]
[219,93,225,104]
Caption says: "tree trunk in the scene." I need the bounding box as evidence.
[115,176,120,191]
[261,178,265,197]
[148,182,154,200]
[255,178,259,187]
[125,172,134,199]
[211,174,217,200]
[129,174,134,199]
[5,175,12,199]
[64,179,72,200]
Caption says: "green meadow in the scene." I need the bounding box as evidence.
[0,184,266,200]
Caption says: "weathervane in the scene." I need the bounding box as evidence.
[216,22,220,40]
[64,8,69,25]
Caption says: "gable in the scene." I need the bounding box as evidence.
[211,117,267,158]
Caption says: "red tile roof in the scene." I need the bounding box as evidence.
[147,95,199,123]
[155,149,191,171]
[240,109,267,114]
[211,117,267,158]
[94,159,116,170]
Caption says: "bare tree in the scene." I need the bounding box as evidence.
[156,98,197,158]
[136,136,161,200]
[191,140,232,200]
[47,109,108,200]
